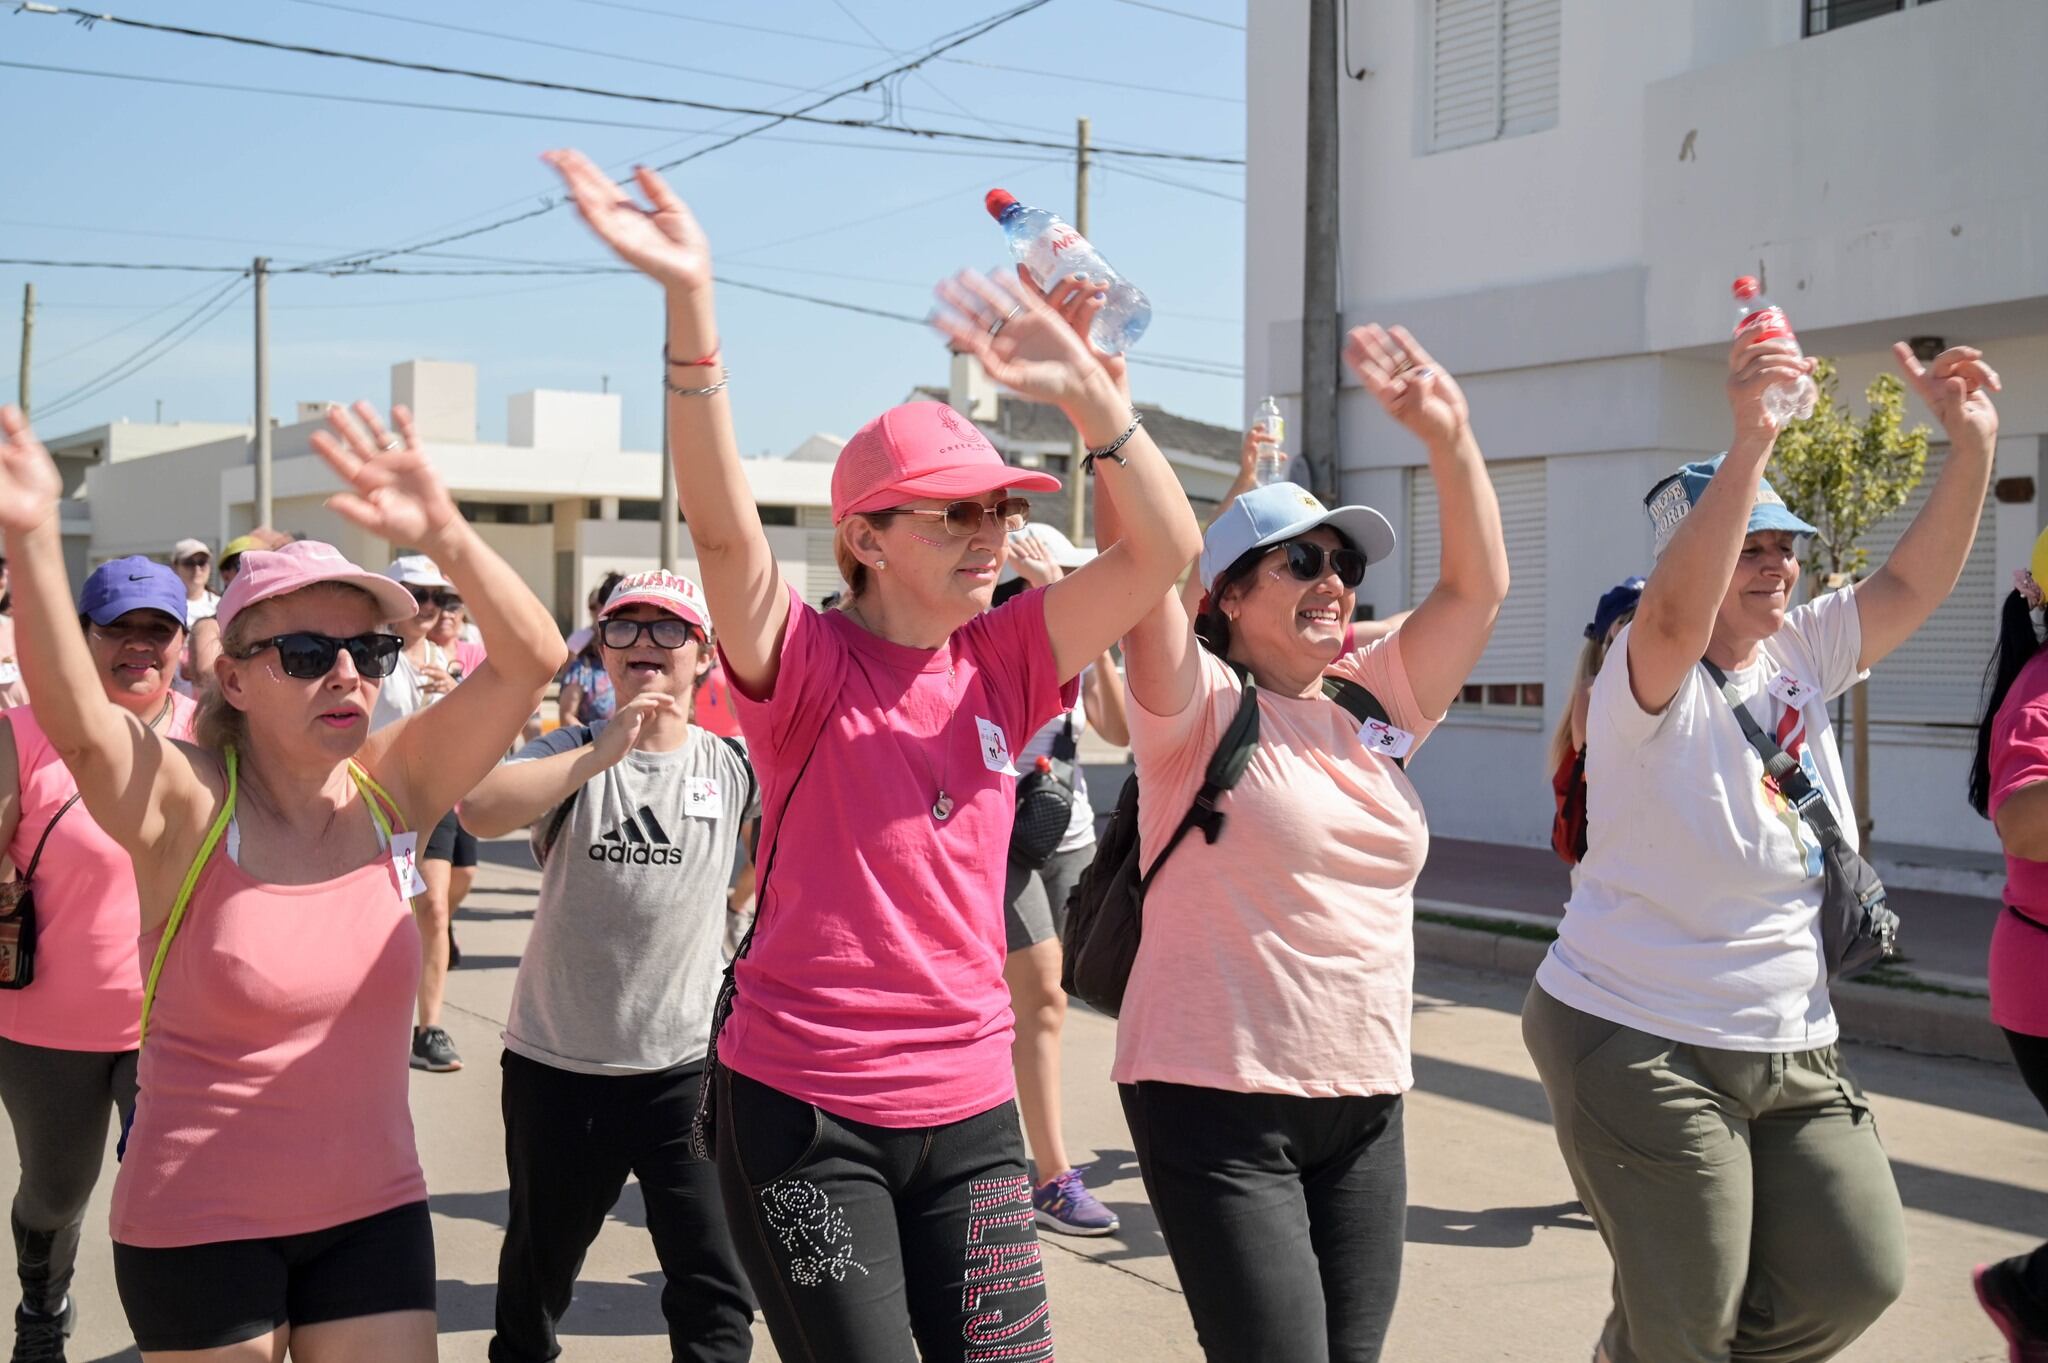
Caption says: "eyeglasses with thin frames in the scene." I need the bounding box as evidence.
[882,497,1031,539]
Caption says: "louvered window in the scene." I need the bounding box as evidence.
[1409,457,1547,711]
[1425,0,1560,153]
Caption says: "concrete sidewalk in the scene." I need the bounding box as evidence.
[20,848,2048,1361]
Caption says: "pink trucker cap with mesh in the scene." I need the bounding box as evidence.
[830,401,1061,523]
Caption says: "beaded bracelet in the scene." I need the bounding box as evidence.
[665,369,730,398]
[1081,411,1142,474]
[663,343,721,369]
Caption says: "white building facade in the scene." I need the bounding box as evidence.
[1247,0,2048,855]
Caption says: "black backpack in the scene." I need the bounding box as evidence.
[1060,663,1400,1017]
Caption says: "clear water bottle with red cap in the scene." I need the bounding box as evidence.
[1730,276,1818,425]
[986,188,1151,356]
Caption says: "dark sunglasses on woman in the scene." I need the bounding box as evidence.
[886,497,1031,538]
[1275,539,1368,589]
[236,631,405,680]
[598,618,702,650]
[406,586,459,611]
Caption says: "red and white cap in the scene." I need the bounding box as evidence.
[830,400,1060,523]
[216,540,421,634]
[597,570,711,632]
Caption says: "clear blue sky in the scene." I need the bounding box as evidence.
[2,0,1248,458]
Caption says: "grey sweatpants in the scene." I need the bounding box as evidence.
[0,1035,137,1310]
[1521,984,1905,1363]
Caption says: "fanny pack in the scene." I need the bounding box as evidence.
[1009,713,1078,870]
[0,793,82,990]
[1703,662,1897,980]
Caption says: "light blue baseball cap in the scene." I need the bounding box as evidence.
[1198,481,1396,591]
[1645,453,1817,558]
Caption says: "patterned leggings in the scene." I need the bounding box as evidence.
[714,1067,1055,1363]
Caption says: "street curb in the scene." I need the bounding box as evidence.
[1414,905,2010,1065]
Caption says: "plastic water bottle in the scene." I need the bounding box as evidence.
[1730,276,1817,425]
[1252,395,1287,486]
[986,188,1152,355]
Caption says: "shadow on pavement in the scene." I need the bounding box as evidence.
[450,954,525,972]
[433,1184,650,1235]
[1406,1201,1592,1248]
[435,1272,673,1338]
[460,904,538,920]
[82,1349,140,1363]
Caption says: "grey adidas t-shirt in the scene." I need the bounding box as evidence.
[502,722,758,1075]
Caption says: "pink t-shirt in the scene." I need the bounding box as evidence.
[111,792,425,1246]
[1987,649,2048,1036]
[0,696,196,1052]
[451,638,488,681]
[1114,637,1439,1097]
[720,585,1075,1127]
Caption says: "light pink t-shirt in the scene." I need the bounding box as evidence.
[111,792,425,1246]
[720,585,1075,1127]
[1114,637,1439,1097]
[0,696,196,1052]
[1988,649,2048,1037]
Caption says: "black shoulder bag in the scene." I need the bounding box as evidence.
[1702,662,1898,980]
[0,793,84,990]
[1061,667,1401,1017]
[1010,713,1079,871]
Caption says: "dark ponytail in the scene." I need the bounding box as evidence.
[1970,588,2044,817]
[1193,552,1262,658]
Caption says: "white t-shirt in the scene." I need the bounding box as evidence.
[1535,588,1865,1053]
[1019,688,1094,854]
[184,592,219,626]
[369,641,450,733]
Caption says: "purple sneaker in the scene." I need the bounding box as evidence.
[1032,1167,1119,1237]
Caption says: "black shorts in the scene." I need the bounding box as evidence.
[423,808,478,867]
[113,1200,435,1352]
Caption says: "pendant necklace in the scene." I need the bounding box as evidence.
[848,600,961,822]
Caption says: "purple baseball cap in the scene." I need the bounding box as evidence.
[78,556,189,629]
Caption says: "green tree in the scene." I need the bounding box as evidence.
[1770,358,1930,587]
[1769,357,1931,847]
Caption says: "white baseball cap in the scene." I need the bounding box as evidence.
[597,570,712,632]
[384,554,452,590]
[1000,523,1096,582]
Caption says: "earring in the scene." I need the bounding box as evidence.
[874,559,886,570]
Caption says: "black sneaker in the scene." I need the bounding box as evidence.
[13,1296,75,1363]
[1976,1259,2048,1362]
[410,1026,462,1073]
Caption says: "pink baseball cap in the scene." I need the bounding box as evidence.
[215,540,421,635]
[598,569,711,632]
[830,401,1060,523]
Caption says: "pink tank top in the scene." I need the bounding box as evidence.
[110,771,425,1247]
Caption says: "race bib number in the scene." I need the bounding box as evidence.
[0,662,19,687]
[389,831,428,898]
[1359,718,1416,761]
[976,717,1019,776]
[1768,671,1815,708]
[683,776,722,820]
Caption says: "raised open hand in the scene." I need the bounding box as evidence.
[0,407,64,535]
[1346,326,1471,448]
[310,403,460,548]
[1033,267,1131,404]
[1008,530,1064,587]
[1893,342,1999,445]
[544,148,712,295]
[931,268,1114,415]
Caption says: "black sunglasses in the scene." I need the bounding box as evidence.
[1275,539,1368,589]
[177,555,211,569]
[406,585,458,611]
[238,631,404,680]
[599,617,701,650]
[884,497,1031,538]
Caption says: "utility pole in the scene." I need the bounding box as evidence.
[253,257,273,528]
[17,283,34,420]
[1302,0,1341,504]
[1067,116,1091,545]
[658,322,678,571]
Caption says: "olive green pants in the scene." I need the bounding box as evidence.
[1521,984,1906,1363]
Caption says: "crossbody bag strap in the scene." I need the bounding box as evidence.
[1321,675,1406,769]
[1140,663,1261,890]
[1051,710,1078,764]
[19,793,82,884]
[1701,661,1844,850]
[141,747,241,1045]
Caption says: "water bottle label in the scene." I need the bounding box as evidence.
[1737,306,1790,342]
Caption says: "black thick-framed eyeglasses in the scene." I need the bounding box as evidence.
[236,631,405,680]
[1273,539,1368,589]
[598,617,702,650]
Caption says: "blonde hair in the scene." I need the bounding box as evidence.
[193,582,386,753]
[1547,615,1632,771]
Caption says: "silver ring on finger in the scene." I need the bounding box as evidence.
[987,304,1025,340]
[379,437,402,452]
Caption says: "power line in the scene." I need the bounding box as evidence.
[36,277,229,367]
[1109,0,1246,31]
[1108,163,1247,204]
[0,257,245,273]
[34,275,251,423]
[0,58,1074,165]
[12,5,1242,167]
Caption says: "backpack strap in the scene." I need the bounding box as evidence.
[1051,710,1078,764]
[535,725,597,866]
[1140,662,1261,888]
[1322,675,1405,769]
[141,747,241,1045]
[1701,660,1844,850]
[719,734,757,818]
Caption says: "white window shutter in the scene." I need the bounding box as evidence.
[1409,458,1547,684]
[1429,0,1504,152]
[1854,445,1998,724]
[1501,0,1562,136]
[805,528,841,603]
